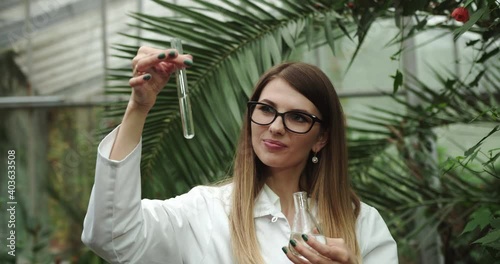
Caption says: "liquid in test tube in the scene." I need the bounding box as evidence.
[171,38,195,139]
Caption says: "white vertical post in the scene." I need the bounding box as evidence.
[401,16,444,264]
[101,0,108,81]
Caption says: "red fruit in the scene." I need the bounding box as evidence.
[451,7,470,22]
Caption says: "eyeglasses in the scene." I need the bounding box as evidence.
[247,101,323,134]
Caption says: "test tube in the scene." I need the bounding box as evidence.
[171,38,195,139]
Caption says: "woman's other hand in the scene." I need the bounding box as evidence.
[129,46,193,113]
[283,235,357,264]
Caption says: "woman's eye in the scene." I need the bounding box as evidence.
[258,105,275,113]
[288,113,309,123]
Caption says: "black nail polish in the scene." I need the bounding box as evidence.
[143,74,151,80]
[289,239,297,247]
[282,246,288,254]
[168,50,177,58]
[183,59,193,66]
[301,234,308,242]
[157,53,166,59]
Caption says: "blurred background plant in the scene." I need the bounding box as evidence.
[0,0,498,263]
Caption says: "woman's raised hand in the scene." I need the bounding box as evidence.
[283,236,357,264]
[128,46,193,113]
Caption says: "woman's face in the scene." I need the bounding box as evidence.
[251,78,327,172]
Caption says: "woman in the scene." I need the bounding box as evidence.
[82,46,398,264]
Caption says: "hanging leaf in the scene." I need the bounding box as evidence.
[391,69,403,94]
[324,12,335,54]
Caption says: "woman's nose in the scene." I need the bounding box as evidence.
[268,115,286,134]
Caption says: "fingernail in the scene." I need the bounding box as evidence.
[301,234,308,242]
[281,246,288,254]
[289,239,297,247]
[168,50,177,58]
[157,53,166,59]
[183,59,193,66]
[143,74,151,80]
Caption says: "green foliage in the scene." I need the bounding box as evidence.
[457,129,500,259]
[350,47,499,259]
[461,207,500,245]
[45,108,104,262]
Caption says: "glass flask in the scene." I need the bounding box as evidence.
[288,191,326,259]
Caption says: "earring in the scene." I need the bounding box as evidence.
[312,152,319,164]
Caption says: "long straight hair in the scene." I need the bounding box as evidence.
[229,62,361,264]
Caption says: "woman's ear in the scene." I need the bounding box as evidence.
[313,130,328,152]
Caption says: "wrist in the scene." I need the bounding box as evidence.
[127,99,152,116]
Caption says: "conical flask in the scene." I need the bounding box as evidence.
[288,191,326,259]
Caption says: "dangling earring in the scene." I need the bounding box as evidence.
[312,152,319,164]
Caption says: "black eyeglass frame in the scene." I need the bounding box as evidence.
[247,101,323,134]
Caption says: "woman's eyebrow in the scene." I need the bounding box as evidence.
[258,99,276,106]
[258,99,313,114]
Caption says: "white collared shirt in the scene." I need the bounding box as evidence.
[82,127,398,263]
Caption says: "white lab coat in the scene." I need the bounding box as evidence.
[82,127,398,263]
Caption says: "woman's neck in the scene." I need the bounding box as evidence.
[264,167,302,223]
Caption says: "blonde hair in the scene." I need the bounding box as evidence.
[229,62,361,263]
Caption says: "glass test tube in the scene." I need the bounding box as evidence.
[171,38,195,139]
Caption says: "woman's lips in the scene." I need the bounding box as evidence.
[263,139,287,150]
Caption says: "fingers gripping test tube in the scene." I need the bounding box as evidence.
[171,38,195,139]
